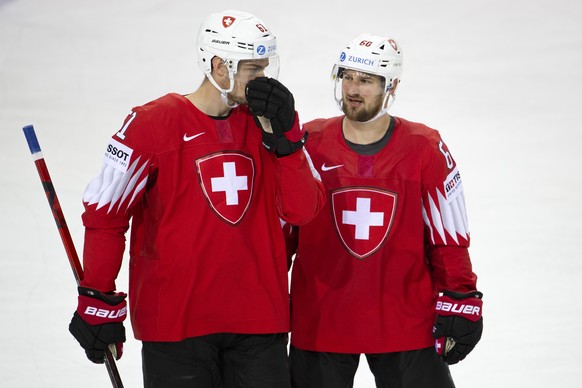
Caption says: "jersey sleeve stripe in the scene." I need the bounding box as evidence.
[114,158,149,213]
[437,190,459,244]
[421,205,435,244]
[126,176,149,210]
[83,157,150,214]
[303,148,321,181]
[427,192,446,243]
[107,156,143,213]
[96,167,124,210]
[424,188,470,246]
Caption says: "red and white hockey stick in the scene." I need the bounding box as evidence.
[23,125,124,388]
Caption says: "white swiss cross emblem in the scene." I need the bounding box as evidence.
[196,152,254,225]
[331,187,397,259]
[222,16,235,28]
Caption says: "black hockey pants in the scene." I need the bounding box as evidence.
[142,333,291,388]
[290,345,455,388]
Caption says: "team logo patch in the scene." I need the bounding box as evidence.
[331,187,397,259]
[222,16,235,28]
[196,152,254,225]
[443,166,463,202]
[104,138,133,173]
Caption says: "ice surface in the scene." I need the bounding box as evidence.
[1,0,581,386]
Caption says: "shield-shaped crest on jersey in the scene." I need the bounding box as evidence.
[331,187,398,259]
[196,152,255,226]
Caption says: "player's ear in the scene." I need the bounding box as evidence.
[211,57,227,77]
[210,56,229,88]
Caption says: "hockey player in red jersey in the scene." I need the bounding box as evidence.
[288,33,483,388]
[68,10,325,387]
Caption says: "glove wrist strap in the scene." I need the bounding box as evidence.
[77,292,128,325]
[435,293,483,322]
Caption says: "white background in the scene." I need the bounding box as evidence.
[1,0,581,386]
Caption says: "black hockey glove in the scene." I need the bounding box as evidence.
[433,290,483,365]
[246,77,307,157]
[69,286,127,364]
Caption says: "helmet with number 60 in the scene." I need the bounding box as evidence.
[332,33,403,92]
[197,10,279,96]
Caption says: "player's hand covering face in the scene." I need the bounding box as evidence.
[229,58,279,105]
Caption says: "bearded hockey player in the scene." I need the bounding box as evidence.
[288,33,483,388]
[68,9,324,387]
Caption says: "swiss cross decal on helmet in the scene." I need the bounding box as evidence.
[222,15,235,28]
[197,10,279,101]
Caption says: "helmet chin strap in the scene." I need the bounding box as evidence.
[205,68,239,109]
[359,92,396,123]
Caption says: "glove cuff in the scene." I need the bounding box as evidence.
[77,287,128,325]
[443,289,483,300]
[282,112,303,142]
[436,290,483,322]
[275,132,308,157]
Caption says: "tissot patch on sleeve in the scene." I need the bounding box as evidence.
[104,138,133,172]
[443,166,463,202]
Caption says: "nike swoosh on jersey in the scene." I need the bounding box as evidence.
[183,132,206,142]
[321,163,344,171]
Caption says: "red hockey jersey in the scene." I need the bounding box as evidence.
[289,116,477,353]
[80,93,324,341]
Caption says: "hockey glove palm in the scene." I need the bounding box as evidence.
[69,286,127,364]
[433,290,483,365]
[246,77,306,156]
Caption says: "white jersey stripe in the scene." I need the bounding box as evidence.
[84,156,150,214]
[303,148,321,181]
[424,187,470,245]
[458,192,470,234]
[96,168,124,210]
[438,190,459,244]
[421,204,435,244]
[450,194,468,239]
[428,192,446,243]
[107,156,142,213]
[115,158,149,213]
[127,176,149,210]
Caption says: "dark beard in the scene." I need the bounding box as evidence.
[341,96,383,122]
[342,104,375,122]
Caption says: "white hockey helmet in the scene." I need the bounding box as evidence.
[197,10,279,100]
[332,33,403,121]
